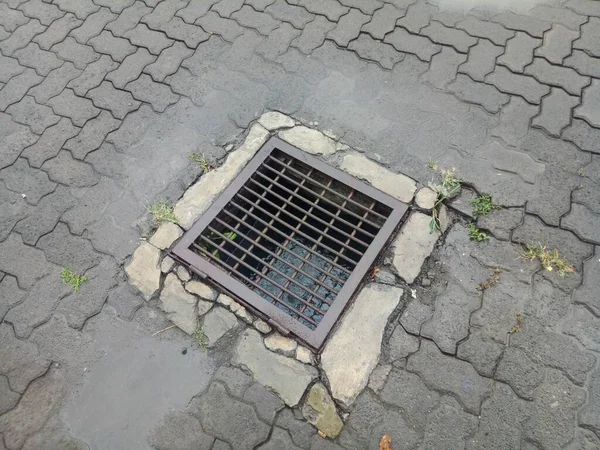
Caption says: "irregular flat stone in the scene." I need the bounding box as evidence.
[302,383,343,438]
[160,273,198,335]
[233,329,317,406]
[149,222,183,250]
[185,281,218,300]
[202,306,238,347]
[254,319,272,334]
[258,111,294,130]
[197,299,213,316]
[340,152,416,203]
[392,212,440,284]
[321,284,402,408]
[264,333,297,356]
[295,346,314,365]
[174,124,270,229]
[125,242,161,300]
[415,187,436,209]
[279,126,337,156]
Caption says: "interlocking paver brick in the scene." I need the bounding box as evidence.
[32,13,82,50]
[64,110,120,159]
[87,81,141,119]
[106,47,156,88]
[384,26,441,61]
[574,17,600,58]
[123,23,174,55]
[144,42,194,82]
[142,0,186,29]
[52,0,99,20]
[125,73,179,112]
[495,347,544,401]
[0,55,25,83]
[486,66,550,104]
[47,88,100,126]
[296,0,348,21]
[18,0,64,25]
[525,57,590,96]
[231,5,280,36]
[422,46,467,89]
[291,16,335,55]
[327,9,370,47]
[529,5,586,31]
[94,0,136,13]
[196,11,245,42]
[564,119,600,153]
[362,3,404,39]
[105,1,151,36]
[247,0,275,11]
[21,117,79,167]
[419,21,477,53]
[51,36,100,69]
[564,50,600,78]
[148,411,215,450]
[447,73,509,113]
[88,30,136,62]
[265,1,314,29]
[165,68,210,105]
[0,112,39,171]
[7,95,60,134]
[532,87,578,137]
[481,140,544,184]
[575,79,600,127]
[68,54,118,95]
[0,4,28,32]
[497,32,540,73]
[212,0,244,17]
[13,43,63,76]
[456,16,514,45]
[566,0,600,16]
[0,157,56,204]
[0,19,46,56]
[397,2,436,33]
[348,34,404,70]
[422,397,478,450]
[492,10,551,37]
[458,40,503,82]
[159,16,209,47]
[175,0,219,23]
[536,24,579,64]
[491,96,538,147]
[562,203,600,244]
[256,23,300,60]
[580,366,600,438]
[0,69,43,111]
[339,0,382,14]
[42,149,100,187]
[0,26,10,41]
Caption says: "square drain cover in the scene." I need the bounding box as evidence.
[173,137,408,349]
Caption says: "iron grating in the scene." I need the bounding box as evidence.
[172,137,408,350]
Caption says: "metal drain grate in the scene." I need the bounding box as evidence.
[173,137,408,349]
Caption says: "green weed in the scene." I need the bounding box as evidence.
[521,243,575,277]
[148,201,179,225]
[429,166,462,232]
[61,268,87,292]
[189,152,213,171]
[470,195,500,216]
[468,223,488,242]
[509,312,524,334]
[194,325,208,351]
[476,268,501,291]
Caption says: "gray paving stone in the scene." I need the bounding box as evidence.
[53,0,99,19]
[456,16,514,45]
[257,427,302,450]
[564,305,600,353]
[213,366,253,398]
[574,79,600,127]
[420,21,477,53]
[42,149,100,187]
[529,5,586,31]
[348,34,404,70]
[327,9,370,47]
[339,0,382,14]
[13,42,63,77]
[159,16,209,47]
[485,66,550,104]
[579,365,600,437]
[247,0,275,11]
[148,411,215,450]
[291,16,335,55]
[141,0,186,29]
[32,13,82,50]
[47,88,100,126]
[123,23,174,55]
[399,299,433,335]
[275,409,314,449]
[497,32,540,73]
[422,46,466,89]
[88,30,136,62]
[536,24,579,65]
[0,274,27,324]
[38,221,100,271]
[492,10,551,37]
[525,57,590,96]
[359,4,401,39]
[458,40,503,82]
[165,68,210,105]
[564,50,600,78]
[196,11,245,42]
[0,68,43,112]
[421,396,478,450]
[63,110,120,159]
[0,382,21,431]
[572,247,600,315]
[212,0,244,17]
[106,48,156,89]
[188,382,270,450]
[447,73,509,113]
[456,331,503,377]
[21,117,79,167]
[19,0,64,24]
[105,1,151,35]
[243,382,285,424]
[397,1,436,33]
[7,95,60,134]
[531,87,578,137]
[265,1,314,29]
[70,7,116,44]
[51,36,100,70]
[28,63,81,105]
[86,81,140,119]
[574,17,600,58]
[257,23,301,60]
[563,118,600,154]
[106,283,144,320]
[0,3,28,32]
[94,0,136,13]
[562,203,600,244]
[297,0,348,21]
[491,96,538,147]
[0,55,25,84]
[0,19,46,56]
[0,112,39,171]
[176,0,219,23]
[0,186,30,243]
[144,41,194,82]
[125,74,179,112]
[68,54,118,96]
[495,347,544,400]
[384,26,441,62]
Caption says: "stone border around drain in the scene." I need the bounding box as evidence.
[124,111,446,438]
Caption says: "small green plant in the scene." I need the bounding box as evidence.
[194,325,208,351]
[468,223,488,242]
[476,268,501,291]
[521,243,575,277]
[427,160,438,171]
[470,195,500,217]
[61,268,87,292]
[429,167,462,232]
[189,152,213,171]
[509,312,524,334]
[148,201,179,225]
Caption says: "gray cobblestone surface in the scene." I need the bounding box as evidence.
[1,0,600,448]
